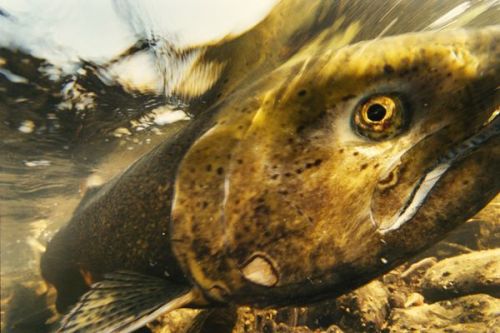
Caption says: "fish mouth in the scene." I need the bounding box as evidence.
[372,108,499,233]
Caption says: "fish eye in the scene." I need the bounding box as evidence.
[352,94,407,140]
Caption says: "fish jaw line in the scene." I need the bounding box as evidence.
[377,107,499,234]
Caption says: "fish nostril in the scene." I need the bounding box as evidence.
[241,253,279,287]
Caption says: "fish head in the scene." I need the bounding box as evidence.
[171,27,499,306]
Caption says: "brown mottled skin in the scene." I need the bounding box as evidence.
[171,28,499,306]
[41,0,499,316]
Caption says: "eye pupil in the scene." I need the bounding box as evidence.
[366,104,387,122]
[353,94,406,141]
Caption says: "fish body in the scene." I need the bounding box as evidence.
[40,1,500,331]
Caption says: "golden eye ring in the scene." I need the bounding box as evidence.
[353,94,406,140]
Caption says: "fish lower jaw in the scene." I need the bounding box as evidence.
[379,108,499,234]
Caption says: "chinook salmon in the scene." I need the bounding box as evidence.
[41,2,499,332]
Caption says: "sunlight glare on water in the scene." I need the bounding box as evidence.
[0,1,277,329]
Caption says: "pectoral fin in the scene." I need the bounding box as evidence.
[57,271,195,333]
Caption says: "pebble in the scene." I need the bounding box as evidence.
[420,249,500,301]
[387,294,499,332]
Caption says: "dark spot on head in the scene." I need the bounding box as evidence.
[229,247,247,261]
[374,163,379,169]
[304,159,322,170]
[254,204,270,216]
[339,149,344,154]
[271,174,279,180]
[342,94,355,101]
[236,159,243,164]
[205,164,212,172]
[201,201,208,209]
[360,163,368,171]
[383,64,394,74]
[284,172,292,177]
[216,167,224,175]
[192,240,210,261]
[353,152,359,156]
[462,180,469,186]
[298,89,307,97]
[287,137,295,144]
[295,168,303,174]
[296,125,306,133]
[442,271,451,277]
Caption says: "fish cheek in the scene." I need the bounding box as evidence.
[171,126,243,298]
[222,171,302,286]
[217,129,317,286]
[227,129,378,287]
